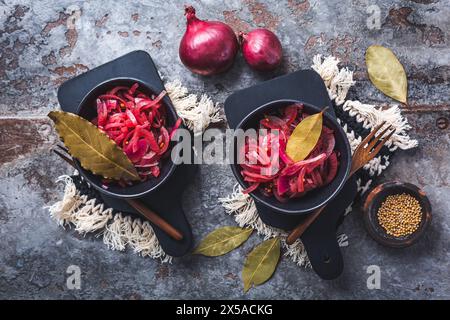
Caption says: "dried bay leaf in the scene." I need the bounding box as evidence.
[193,226,253,257]
[48,111,140,181]
[242,237,280,292]
[286,111,324,162]
[365,45,408,104]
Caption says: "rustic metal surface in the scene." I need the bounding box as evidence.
[0,0,449,299]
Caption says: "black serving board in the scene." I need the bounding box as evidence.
[224,70,358,279]
[57,50,194,257]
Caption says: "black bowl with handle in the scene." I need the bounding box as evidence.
[75,77,181,199]
[230,99,352,215]
[57,51,195,257]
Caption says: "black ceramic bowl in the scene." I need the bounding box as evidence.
[230,99,352,215]
[75,77,180,199]
[363,182,432,248]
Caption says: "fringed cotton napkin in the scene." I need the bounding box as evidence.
[219,55,418,268]
[47,80,222,263]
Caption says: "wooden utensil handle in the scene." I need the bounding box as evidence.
[52,148,184,241]
[286,206,325,245]
[127,199,183,241]
[286,167,356,245]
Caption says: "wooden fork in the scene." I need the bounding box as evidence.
[53,145,183,241]
[286,121,395,245]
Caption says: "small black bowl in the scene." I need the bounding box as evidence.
[230,99,352,215]
[75,77,181,199]
[363,182,432,248]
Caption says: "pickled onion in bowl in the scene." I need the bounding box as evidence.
[239,103,339,202]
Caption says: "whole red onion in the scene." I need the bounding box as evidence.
[240,29,283,71]
[179,6,239,76]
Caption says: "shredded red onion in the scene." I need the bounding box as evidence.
[92,83,181,183]
[239,104,339,201]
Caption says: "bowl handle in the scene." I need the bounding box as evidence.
[253,176,357,280]
[300,220,344,280]
[253,200,344,280]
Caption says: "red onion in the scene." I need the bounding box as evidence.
[238,104,339,200]
[240,29,283,71]
[179,6,239,76]
[92,83,176,182]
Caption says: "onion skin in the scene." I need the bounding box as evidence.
[179,6,239,76]
[240,29,283,71]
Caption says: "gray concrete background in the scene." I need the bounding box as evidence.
[0,0,449,299]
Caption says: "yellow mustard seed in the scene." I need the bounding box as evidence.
[377,193,422,237]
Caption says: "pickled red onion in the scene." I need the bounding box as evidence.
[92,83,180,182]
[239,103,340,200]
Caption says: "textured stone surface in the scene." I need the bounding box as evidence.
[0,0,449,299]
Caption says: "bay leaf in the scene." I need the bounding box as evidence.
[193,226,253,257]
[242,237,280,292]
[365,45,408,104]
[286,111,323,162]
[48,111,140,181]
